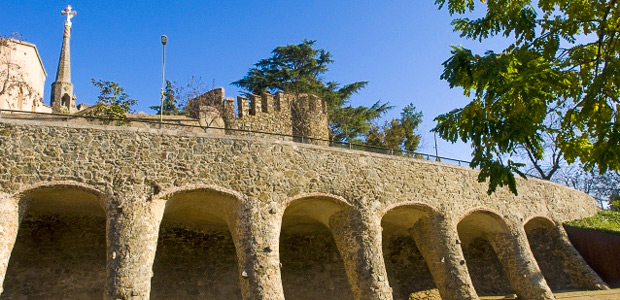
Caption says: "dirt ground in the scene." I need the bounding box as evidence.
[479,288,620,300]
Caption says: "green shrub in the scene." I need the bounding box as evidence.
[565,210,620,234]
[611,200,620,212]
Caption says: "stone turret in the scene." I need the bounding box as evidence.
[290,93,329,141]
[50,5,77,114]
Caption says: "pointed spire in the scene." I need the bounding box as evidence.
[51,5,77,113]
[55,21,72,82]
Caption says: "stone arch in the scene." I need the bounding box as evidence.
[524,216,583,291]
[150,184,244,300]
[12,181,110,213]
[281,192,352,228]
[381,202,439,234]
[380,203,441,300]
[523,215,556,227]
[156,184,245,228]
[457,208,510,233]
[279,193,354,300]
[456,208,514,296]
[3,181,108,299]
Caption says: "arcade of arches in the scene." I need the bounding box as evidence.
[0,120,611,300]
[0,184,608,300]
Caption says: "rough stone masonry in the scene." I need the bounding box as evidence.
[0,118,609,300]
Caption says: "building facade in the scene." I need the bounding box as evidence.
[0,39,51,113]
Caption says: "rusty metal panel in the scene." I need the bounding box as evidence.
[564,226,620,288]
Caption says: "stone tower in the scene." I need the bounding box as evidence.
[50,5,77,113]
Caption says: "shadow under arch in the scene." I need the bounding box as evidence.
[4,181,108,299]
[524,216,580,291]
[279,193,354,300]
[456,208,514,296]
[150,184,244,300]
[13,180,110,214]
[380,202,441,300]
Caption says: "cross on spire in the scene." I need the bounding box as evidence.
[61,5,77,26]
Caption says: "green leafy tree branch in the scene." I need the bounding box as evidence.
[87,79,137,125]
[434,0,620,194]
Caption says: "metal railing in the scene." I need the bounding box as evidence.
[0,109,472,167]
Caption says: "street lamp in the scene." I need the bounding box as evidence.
[160,35,168,128]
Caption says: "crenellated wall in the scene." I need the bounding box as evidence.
[192,88,329,142]
[0,119,609,300]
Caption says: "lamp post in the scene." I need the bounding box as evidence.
[160,35,168,128]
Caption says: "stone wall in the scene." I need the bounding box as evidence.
[226,92,294,136]
[0,119,609,300]
[461,237,513,295]
[280,232,353,300]
[150,227,242,300]
[3,214,106,300]
[191,88,329,142]
[382,235,436,300]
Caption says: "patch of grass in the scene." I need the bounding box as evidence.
[565,210,620,235]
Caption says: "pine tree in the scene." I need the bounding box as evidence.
[233,40,391,143]
[151,80,180,116]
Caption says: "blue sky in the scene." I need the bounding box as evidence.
[1,0,507,161]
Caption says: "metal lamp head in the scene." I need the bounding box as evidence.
[161,35,168,46]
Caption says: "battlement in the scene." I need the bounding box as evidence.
[231,91,326,117]
[195,88,326,117]
[191,88,329,141]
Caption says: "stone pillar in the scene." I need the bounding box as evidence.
[105,198,165,300]
[329,209,393,300]
[553,226,608,290]
[230,201,285,300]
[488,227,555,300]
[0,194,22,296]
[411,216,478,300]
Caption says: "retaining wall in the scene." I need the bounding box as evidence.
[0,119,608,300]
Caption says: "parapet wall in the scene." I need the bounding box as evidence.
[0,119,607,300]
[192,88,329,141]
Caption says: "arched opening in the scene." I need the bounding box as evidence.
[4,185,107,299]
[150,188,242,300]
[280,195,353,300]
[524,217,577,291]
[381,205,438,300]
[457,210,514,296]
[61,94,71,110]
